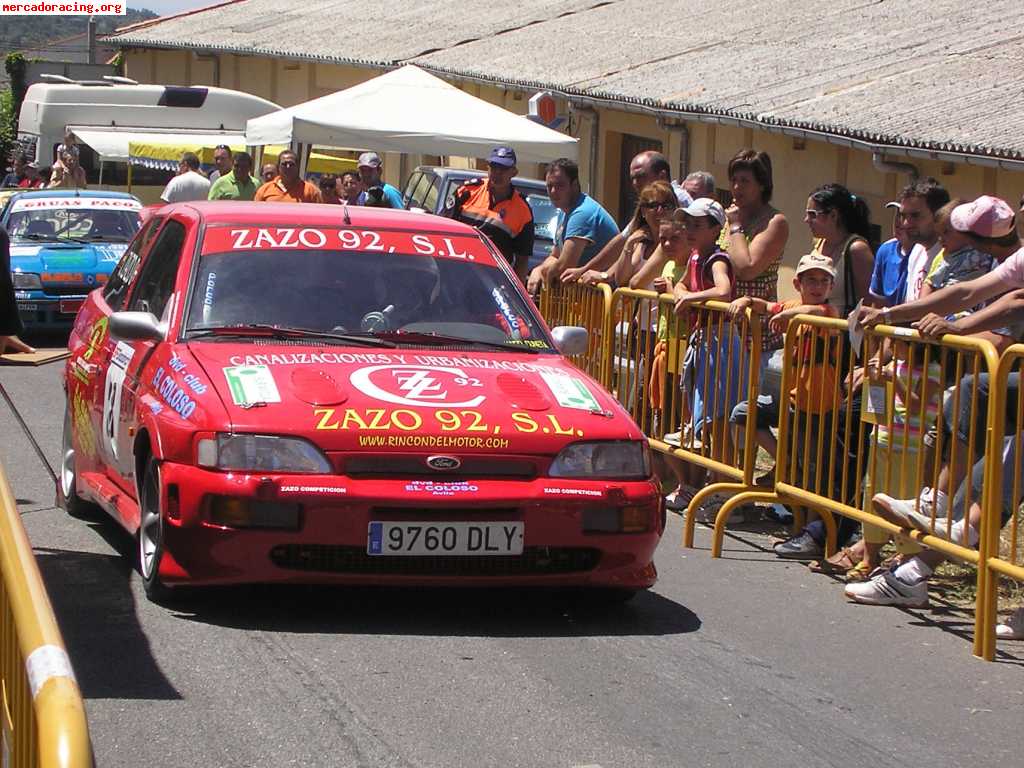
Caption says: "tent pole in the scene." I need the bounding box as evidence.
[98,160,104,188]
[127,161,132,193]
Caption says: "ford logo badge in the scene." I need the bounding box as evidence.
[426,455,461,471]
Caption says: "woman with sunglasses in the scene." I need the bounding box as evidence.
[578,181,678,288]
[805,183,875,316]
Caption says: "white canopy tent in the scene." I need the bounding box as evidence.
[245,65,578,164]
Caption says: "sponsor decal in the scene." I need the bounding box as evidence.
[9,246,41,257]
[82,316,108,363]
[504,338,550,348]
[101,341,135,461]
[278,484,347,495]
[349,364,485,408]
[94,245,128,262]
[10,197,142,212]
[71,389,96,461]
[168,352,208,395]
[358,434,510,450]
[201,227,495,266]
[404,480,478,496]
[223,365,281,407]
[543,487,603,498]
[227,351,402,367]
[539,370,601,411]
[41,272,84,283]
[313,406,583,438]
[204,272,217,306]
[151,367,198,419]
[225,351,560,374]
[14,292,31,300]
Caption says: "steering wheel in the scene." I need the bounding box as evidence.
[360,307,396,333]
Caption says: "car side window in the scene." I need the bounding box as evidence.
[402,172,422,208]
[104,217,162,312]
[128,219,187,320]
[409,173,435,210]
[422,176,441,212]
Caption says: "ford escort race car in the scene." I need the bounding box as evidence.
[4,190,142,328]
[60,202,663,602]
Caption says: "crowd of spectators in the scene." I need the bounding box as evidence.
[148,146,407,207]
[524,145,1024,642]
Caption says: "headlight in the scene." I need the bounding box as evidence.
[12,273,42,290]
[197,433,332,473]
[549,440,650,480]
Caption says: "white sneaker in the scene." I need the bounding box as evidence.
[910,515,979,546]
[844,569,930,608]
[996,607,1024,640]
[872,488,948,530]
[874,497,979,547]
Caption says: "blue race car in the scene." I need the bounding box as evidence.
[3,190,142,329]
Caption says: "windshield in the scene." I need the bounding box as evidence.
[7,205,140,242]
[525,193,557,242]
[188,226,555,352]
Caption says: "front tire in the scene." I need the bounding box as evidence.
[138,457,174,603]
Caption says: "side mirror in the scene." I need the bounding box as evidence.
[551,326,589,356]
[109,311,166,342]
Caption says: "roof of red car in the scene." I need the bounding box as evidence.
[162,201,478,235]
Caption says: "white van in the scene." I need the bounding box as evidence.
[18,80,280,167]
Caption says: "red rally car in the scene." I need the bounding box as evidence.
[60,202,663,602]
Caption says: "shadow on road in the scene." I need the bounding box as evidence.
[170,583,701,639]
[34,540,181,701]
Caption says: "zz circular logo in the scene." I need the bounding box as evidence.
[349,365,486,408]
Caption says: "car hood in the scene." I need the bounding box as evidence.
[9,241,127,274]
[188,343,641,454]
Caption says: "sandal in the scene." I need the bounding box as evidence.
[807,547,858,575]
[844,560,874,583]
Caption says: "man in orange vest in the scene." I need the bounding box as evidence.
[442,146,534,284]
[254,150,323,203]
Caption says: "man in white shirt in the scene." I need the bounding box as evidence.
[160,152,211,203]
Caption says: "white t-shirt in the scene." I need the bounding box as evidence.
[905,241,939,303]
[161,170,211,203]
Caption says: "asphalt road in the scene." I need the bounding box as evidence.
[2,353,1023,768]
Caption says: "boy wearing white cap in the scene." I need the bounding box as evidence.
[728,253,840,461]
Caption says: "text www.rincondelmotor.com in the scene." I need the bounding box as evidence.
[1,1,124,13]
[359,434,511,449]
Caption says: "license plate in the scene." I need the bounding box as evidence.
[17,303,37,311]
[367,521,524,556]
[59,299,84,314]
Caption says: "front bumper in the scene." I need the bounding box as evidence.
[156,462,664,589]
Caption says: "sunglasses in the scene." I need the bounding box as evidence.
[805,209,825,220]
[641,201,675,211]
[279,160,297,167]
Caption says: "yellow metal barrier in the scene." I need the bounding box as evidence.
[977,343,1024,661]
[538,281,614,384]
[0,463,92,767]
[540,281,1021,661]
[721,315,1000,653]
[603,289,762,543]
